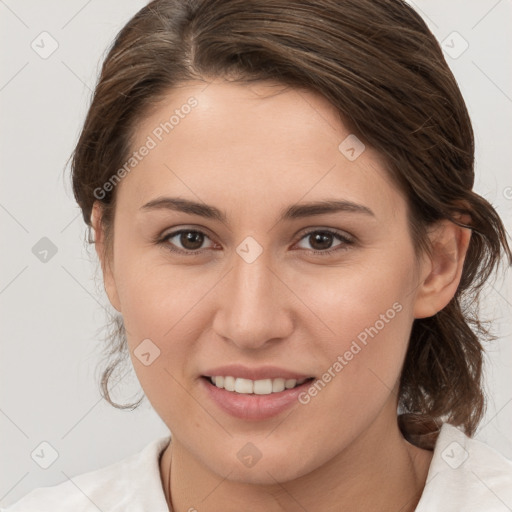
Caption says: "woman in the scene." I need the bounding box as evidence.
[5,0,511,510]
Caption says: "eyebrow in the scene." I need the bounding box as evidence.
[140,196,375,224]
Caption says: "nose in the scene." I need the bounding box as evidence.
[211,248,295,350]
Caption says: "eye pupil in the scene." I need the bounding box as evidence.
[181,231,204,250]
[310,232,333,250]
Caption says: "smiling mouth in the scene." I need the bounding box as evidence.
[202,375,315,395]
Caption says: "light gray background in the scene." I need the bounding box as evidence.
[1,0,511,507]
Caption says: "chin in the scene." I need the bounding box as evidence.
[225,465,304,486]
[209,450,313,485]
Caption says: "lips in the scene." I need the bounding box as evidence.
[202,364,313,381]
[201,375,315,420]
[199,364,317,419]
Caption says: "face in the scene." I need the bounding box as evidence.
[95,80,432,484]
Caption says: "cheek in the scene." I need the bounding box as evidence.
[110,250,209,393]
[113,261,209,421]
[113,247,217,339]
[293,251,416,399]
[297,248,415,336]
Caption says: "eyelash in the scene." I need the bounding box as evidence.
[156,228,355,257]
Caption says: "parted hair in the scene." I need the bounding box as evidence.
[70,0,511,447]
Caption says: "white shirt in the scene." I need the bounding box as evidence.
[3,422,512,511]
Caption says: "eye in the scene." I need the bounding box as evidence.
[157,227,354,256]
[294,229,354,255]
[159,229,216,254]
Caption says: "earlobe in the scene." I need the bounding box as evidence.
[413,218,472,319]
[91,202,122,312]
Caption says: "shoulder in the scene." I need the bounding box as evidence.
[416,423,512,511]
[2,436,171,512]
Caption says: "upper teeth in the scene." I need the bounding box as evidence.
[209,376,308,395]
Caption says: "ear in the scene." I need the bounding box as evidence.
[91,202,122,312]
[413,216,472,319]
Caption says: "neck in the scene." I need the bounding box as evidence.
[160,408,433,512]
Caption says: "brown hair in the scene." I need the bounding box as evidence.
[70,0,511,445]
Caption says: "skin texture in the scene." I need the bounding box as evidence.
[92,79,471,512]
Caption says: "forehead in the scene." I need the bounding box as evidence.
[119,80,403,222]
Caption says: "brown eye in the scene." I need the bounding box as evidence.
[295,229,354,254]
[308,232,335,251]
[179,231,205,250]
[161,229,214,253]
